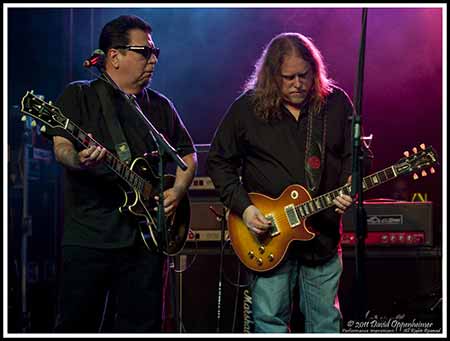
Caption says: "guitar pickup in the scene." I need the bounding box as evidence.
[265,214,279,237]
[285,204,300,227]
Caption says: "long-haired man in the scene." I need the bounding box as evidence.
[207,32,354,333]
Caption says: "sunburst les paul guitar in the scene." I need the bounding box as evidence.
[227,145,438,272]
[20,90,190,255]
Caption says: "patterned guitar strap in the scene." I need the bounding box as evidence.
[305,109,327,197]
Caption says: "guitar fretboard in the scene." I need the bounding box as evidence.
[64,119,147,194]
[295,166,398,218]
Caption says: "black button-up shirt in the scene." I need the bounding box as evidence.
[207,87,353,264]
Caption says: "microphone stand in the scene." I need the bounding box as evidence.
[126,97,187,332]
[351,8,369,321]
[216,207,227,332]
[207,205,226,332]
[98,72,187,332]
[124,94,188,251]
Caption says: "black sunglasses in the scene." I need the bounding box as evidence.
[114,45,160,59]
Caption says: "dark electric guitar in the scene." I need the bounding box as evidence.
[20,90,190,255]
[227,145,438,272]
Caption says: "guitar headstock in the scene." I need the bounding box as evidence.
[395,144,438,179]
[20,90,67,130]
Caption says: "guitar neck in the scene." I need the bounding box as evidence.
[296,166,399,218]
[63,119,147,193]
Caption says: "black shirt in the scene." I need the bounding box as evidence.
[45,80,195,248]
[206,87,353,265]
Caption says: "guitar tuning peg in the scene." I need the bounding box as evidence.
[412,147,418,154]
[30,90,34,94]
[21,115,27,122]
[31,120,37,127]
[403,151,410,157]
[421,170,427,177]
[413,173,419,180]
[40,125,46,133]
[48,100,53,105]
[420,143,426,150]
[430,167,436,174]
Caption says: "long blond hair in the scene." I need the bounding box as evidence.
[244,32,334,121]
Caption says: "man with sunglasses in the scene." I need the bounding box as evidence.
[46,15,197,332]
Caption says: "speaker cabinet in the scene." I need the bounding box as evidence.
[173,247,253,333]
[338,248,442,328]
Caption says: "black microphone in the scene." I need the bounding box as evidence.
[83,49,105,68]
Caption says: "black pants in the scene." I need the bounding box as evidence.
[54,241,164,333]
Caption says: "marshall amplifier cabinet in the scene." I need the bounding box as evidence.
[341,201,433,247]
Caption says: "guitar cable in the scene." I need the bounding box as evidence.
[170,230,199,333]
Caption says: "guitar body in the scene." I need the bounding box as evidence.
[228,184,316,272]
[119,157,190,256]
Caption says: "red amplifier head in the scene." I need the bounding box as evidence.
[341,201,433,246]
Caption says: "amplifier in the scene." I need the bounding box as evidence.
[188,199,224,230]
[342,201,433,247]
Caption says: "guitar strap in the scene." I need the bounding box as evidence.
[304,107,327,197]
[92,78,132,164]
